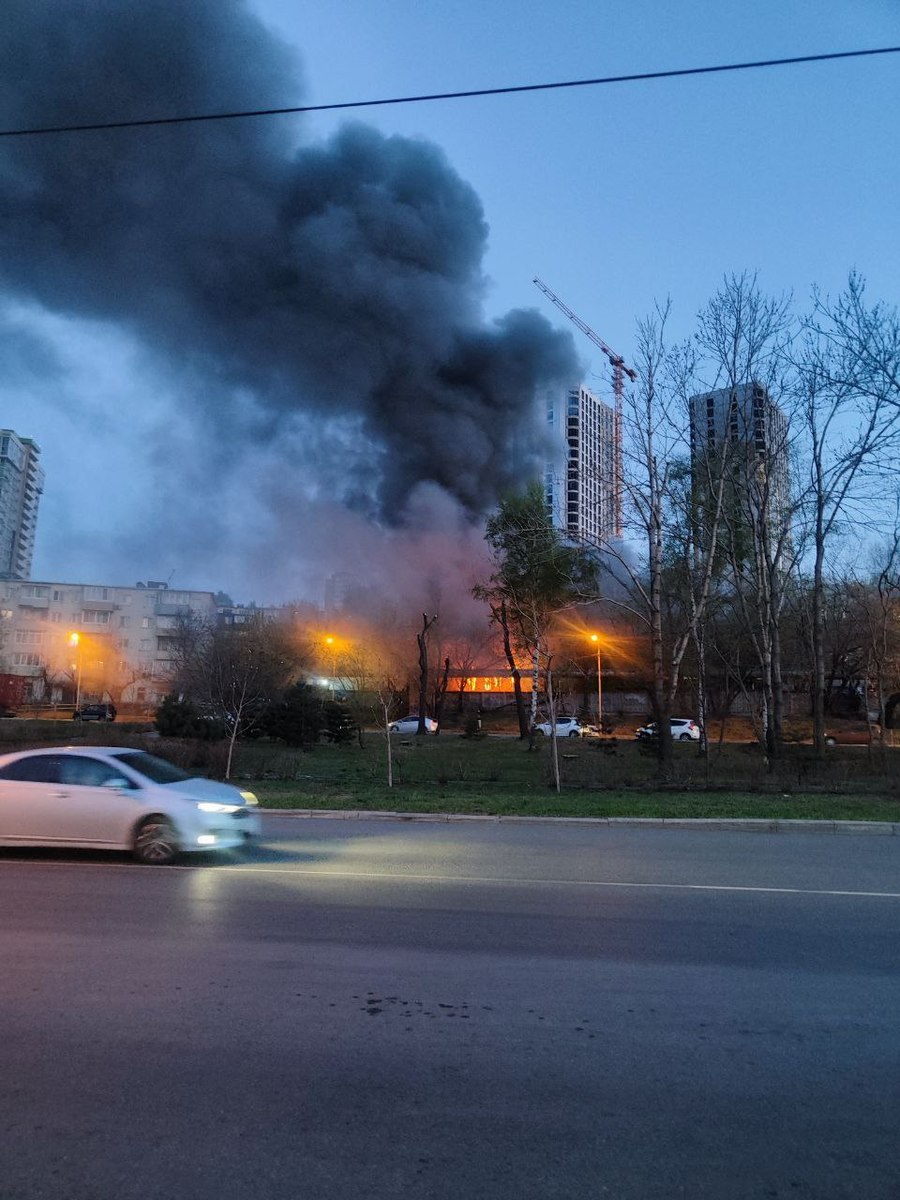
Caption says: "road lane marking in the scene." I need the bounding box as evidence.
[1,858,900,898]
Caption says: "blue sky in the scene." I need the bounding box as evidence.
[3,0,898,604]
[254,0,899,352]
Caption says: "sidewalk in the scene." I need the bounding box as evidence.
[263,809,900,835]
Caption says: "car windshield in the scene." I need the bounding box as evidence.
[112,751,193,785]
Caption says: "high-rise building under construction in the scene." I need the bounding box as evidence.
[545,384,618,545]
[689,382,792,551]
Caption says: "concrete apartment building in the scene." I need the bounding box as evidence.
[0,430,44,581]
[545,384,618,544]
[689,382,792,538]
[0,579,218,708]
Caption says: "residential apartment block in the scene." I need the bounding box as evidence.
[0,579,218,707]
[0,430,44,580]
[689,382,792,541]
[545,384,618,544]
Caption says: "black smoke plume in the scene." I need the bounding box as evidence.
[0,1,576,570]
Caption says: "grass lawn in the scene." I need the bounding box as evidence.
[5,721,897,822]
[234,733,900,823]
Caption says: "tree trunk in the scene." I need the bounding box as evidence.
[495,602,528,738]
[381,698,393,788]
[546,664,561,793]
[648,487,673,775]
[811,499,827,756]
[433,657,450,733]
[416,613,437,735]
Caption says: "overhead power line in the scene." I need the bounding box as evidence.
[0,46,897,138]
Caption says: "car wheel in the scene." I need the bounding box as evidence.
[679,732,693,741]
[133,816,180,865]
[568,730,580,738]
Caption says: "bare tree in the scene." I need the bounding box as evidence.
[796,274,900,754]
[694,275,799,764]
[847,512,900,746]
[174,615,302,778]
[584,304,731,774]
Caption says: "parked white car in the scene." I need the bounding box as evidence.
[534,716,585,738]
[635,718,701,742]
[389,716,438,734]
[0,746,261,864]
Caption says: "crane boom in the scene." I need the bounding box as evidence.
[533,276,634,537]
[533,277,636,380]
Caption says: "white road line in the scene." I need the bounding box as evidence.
[1,858,899,898]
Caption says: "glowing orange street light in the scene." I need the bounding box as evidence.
[68,631,83,711]
[324,635,336,695]
[590,633,602,728]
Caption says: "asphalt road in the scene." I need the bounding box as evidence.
[2,817,899,1200]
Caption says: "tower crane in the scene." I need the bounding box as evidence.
[533,276,635,537]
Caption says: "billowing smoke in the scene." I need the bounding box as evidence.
[0,0,577,602]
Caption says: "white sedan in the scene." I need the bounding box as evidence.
[0,746,261,864]
[389,716,438,734]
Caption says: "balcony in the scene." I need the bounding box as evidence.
[82,599,117,612]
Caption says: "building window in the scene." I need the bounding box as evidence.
[81,610,111,625]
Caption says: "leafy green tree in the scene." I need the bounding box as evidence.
[475,482,596,737]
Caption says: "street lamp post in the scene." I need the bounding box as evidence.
[590,634,602,730]
[68,632,83,712]
[325,635,336,696]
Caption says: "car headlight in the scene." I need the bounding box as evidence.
[238,790,259,806]
[196,801,240,814]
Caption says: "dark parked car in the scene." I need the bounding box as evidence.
[73,703,117,723]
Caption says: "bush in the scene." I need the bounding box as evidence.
[321,699,356,744]
[154,694,226,740]
[260,684,356,747]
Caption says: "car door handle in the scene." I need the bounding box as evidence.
[50,791,70,798]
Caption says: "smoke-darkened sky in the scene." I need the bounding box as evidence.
[2,0,897,606]
[0,0,583,610]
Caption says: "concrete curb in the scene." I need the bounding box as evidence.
[261,809,900,835]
